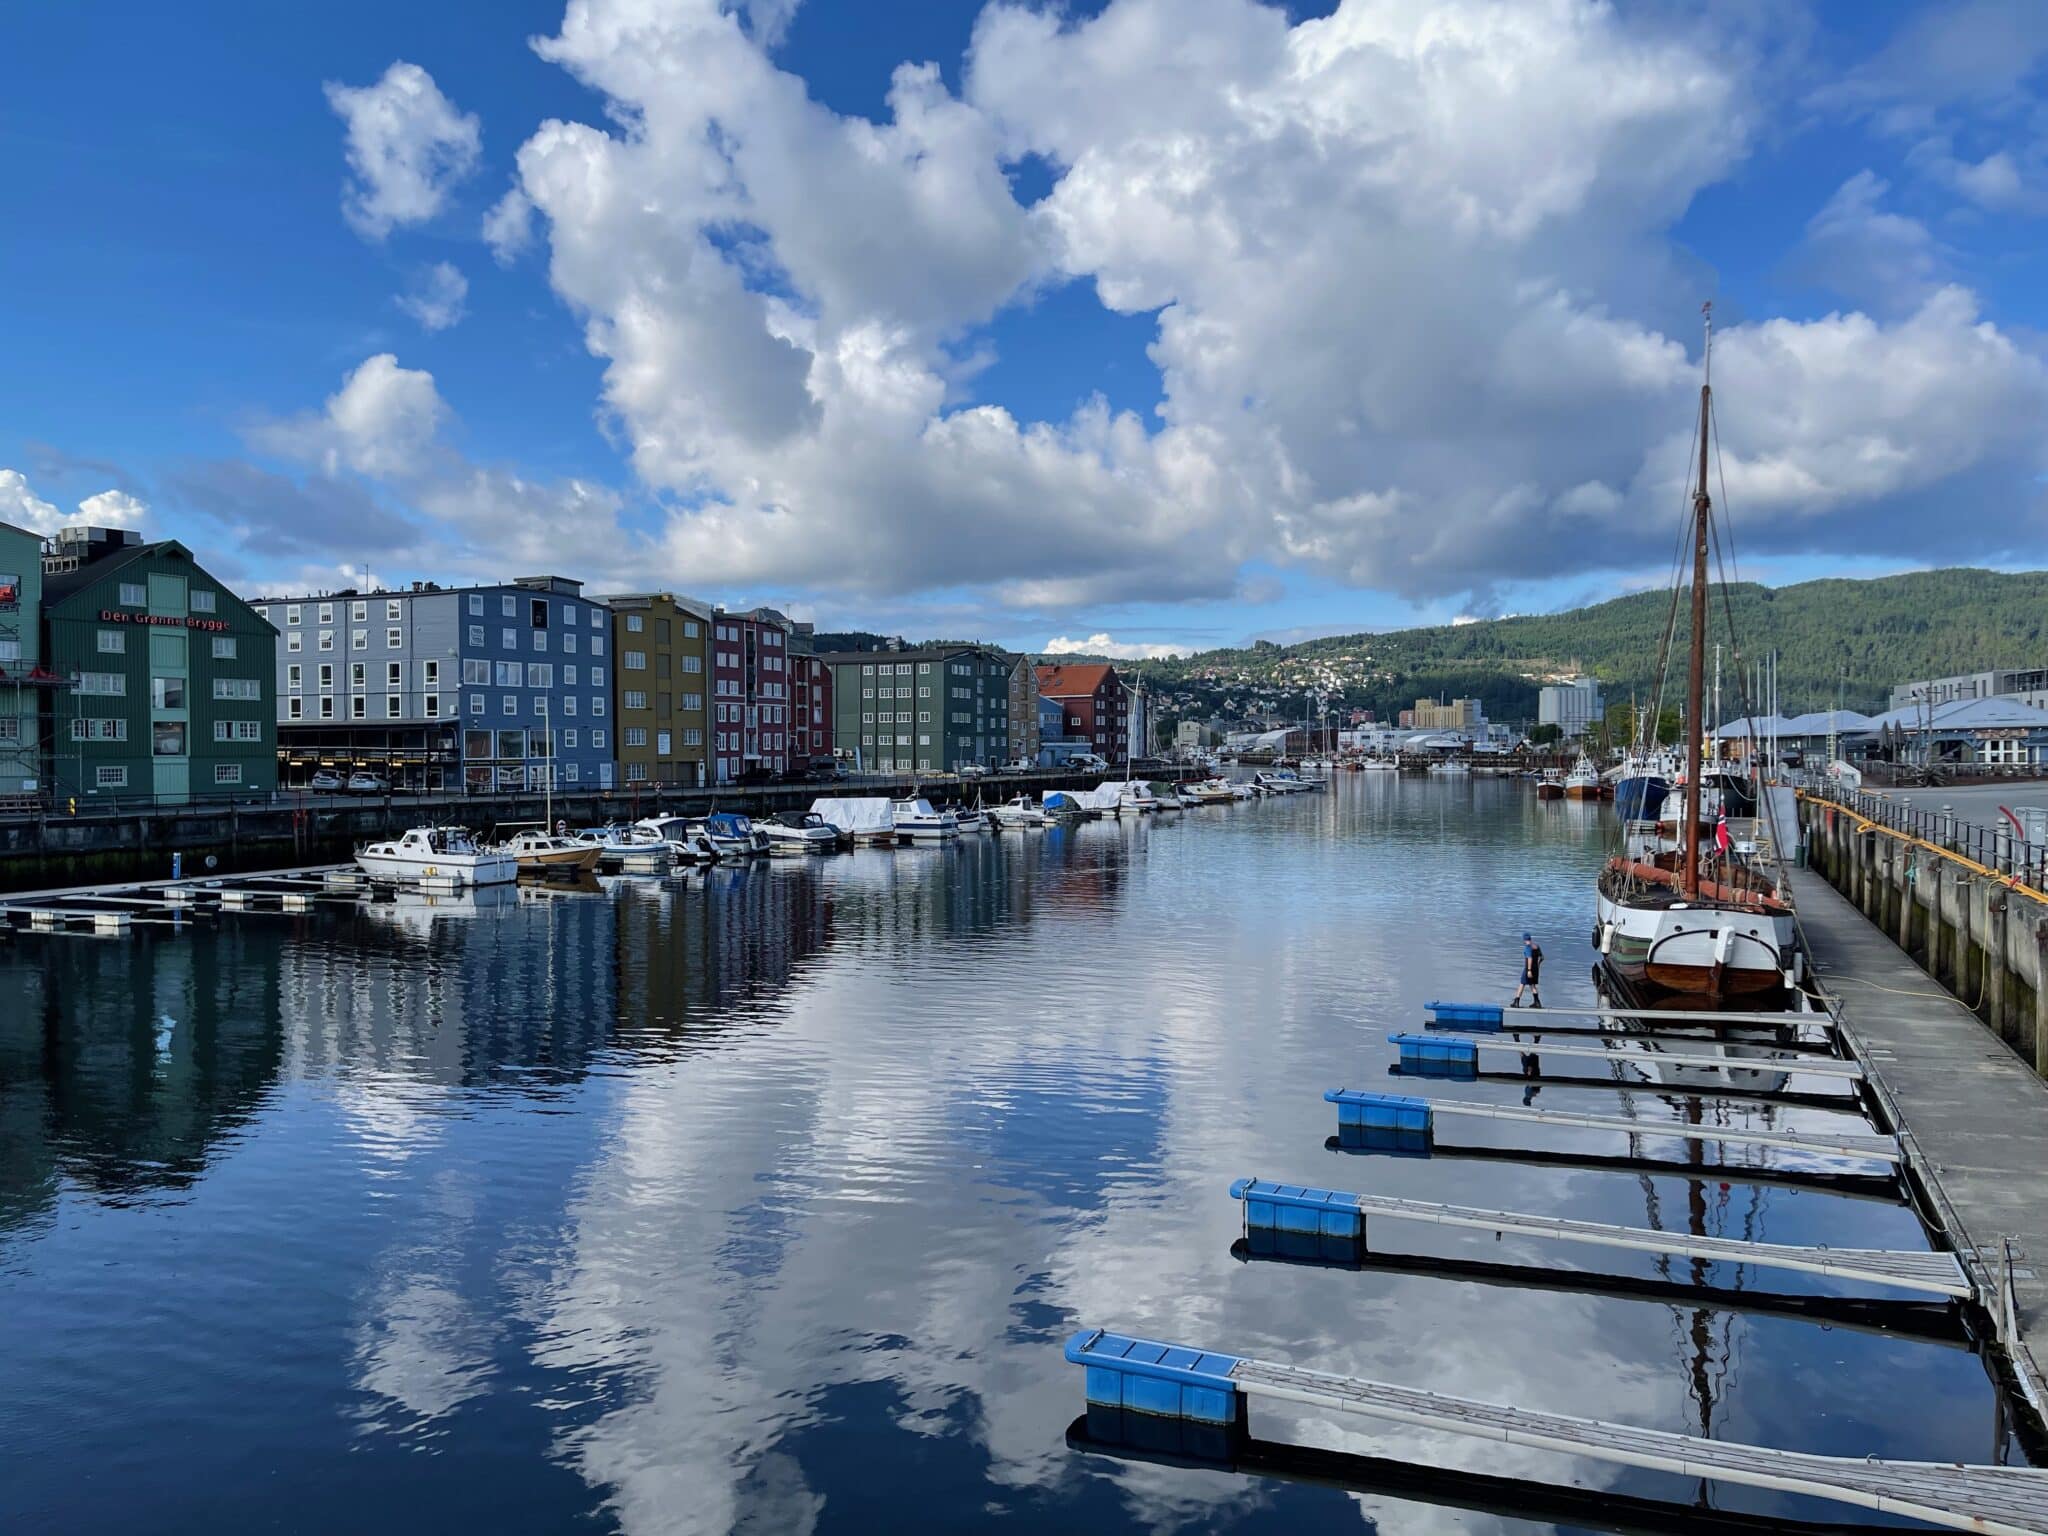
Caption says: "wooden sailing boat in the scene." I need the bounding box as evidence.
[1593,308,1799,1004]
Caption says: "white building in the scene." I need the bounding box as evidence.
[1889,667,2048,713]
[1538,676,1604,738]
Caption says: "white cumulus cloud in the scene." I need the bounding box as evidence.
[325,61,482,240]
[0,470,148,536]
[1043,632,1188,660]
[396,261,469,332]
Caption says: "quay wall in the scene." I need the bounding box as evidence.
[1801,791,2048,1075]
[0,769,1186,892]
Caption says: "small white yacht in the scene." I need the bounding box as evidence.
[949,805,992,833]
[689,812,771,858]
[1146,781,1186,811]
[1182,778,1236,804]
[1253,770,1305,794]
[1112,782,1159,815]
[989,795,1049,828]
[763,810,845,853]
[1427,758,1472,776]
[575,823,676,871]
[892,797,960,841]
[357,826,517,887]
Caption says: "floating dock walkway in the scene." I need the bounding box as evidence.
[1067,1329,2048,1536]
[1227,1176,1968,1297]
[1325,1089,1903,1163]
[1427,999,1836,1031]
[1390,1032,1865,1081]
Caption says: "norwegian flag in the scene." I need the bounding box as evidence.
[1715,812,1731,855]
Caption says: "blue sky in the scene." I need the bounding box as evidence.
[3,0,2045,659]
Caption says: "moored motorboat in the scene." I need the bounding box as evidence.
[766,810,847,852]
[1182,778,1237,804]
[1534,769,1565,800]
[689,812,770,858]
[495,828,604,875]
[357,826,518,887]
[892,797,960,841]
[571,823,674,872]
[1147,782,1186,811]
[990,795,1049,827]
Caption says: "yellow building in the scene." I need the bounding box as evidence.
[1411,697,1483,730]
[606,592,713,788]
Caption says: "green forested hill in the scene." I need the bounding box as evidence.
[1112,568,2048,717]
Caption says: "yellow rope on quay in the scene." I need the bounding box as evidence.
[1795,790,2048,905]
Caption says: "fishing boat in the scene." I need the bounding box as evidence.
[892,798,959,841]
[1534,769,1565,800]
[1613,749,1673,822]
[989,795,1049,828]
[765,810,848,852]
[356,826,518,887]
[1563,754,1603,800]
[1595,311,1798,1003]
[494,828,604,875]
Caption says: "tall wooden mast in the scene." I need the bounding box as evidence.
[1681,306,1712,900]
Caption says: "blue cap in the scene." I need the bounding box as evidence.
[1521,932,1532,940]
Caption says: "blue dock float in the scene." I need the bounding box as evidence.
[1322,1089,1434,1154]
[1388,1032,1479,1077]
[1062,1329,2048,1534]
[1227,1178,1364,1238]
[1425,999,1505,1030]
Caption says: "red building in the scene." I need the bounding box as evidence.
[709,607,832,782]
[1034,662,1127,756]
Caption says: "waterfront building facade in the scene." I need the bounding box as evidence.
[1889,667,2048,714]
[1411,696,1485,730]
[823,644,1015,773]
[0,520,48,799]
[254,576,613,791]
[1034,662,1127,759]
[608,592,713,788]
[1006,654,1038,765]
[42,528,277,805]
[708,607,832,782]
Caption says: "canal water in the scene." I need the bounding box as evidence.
[0,780,2022,1532]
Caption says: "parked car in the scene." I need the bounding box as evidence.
[308,770,344,792]
[733,766,775,787]
[957,763,989,777]
[345,772,390,795]
[804,759,847,783]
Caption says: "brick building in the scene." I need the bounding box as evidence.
[1033,662,1127,759]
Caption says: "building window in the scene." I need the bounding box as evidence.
[350,695,366,719]
[624,690,647,710]
[288,697,303,720]
[562,728,578,749]
[682,692,702,712]
[591,730,605,748]
[424,694,441,718]
[387,694,402,718]
[530,598,548,629]
[625,727,648,747]
[287,664,302,690]
[78,671,126,696]
[214,763,241,785]
[287,632,301,653]
[468,624,484,647]
[350,629,366,651]
[212,636,237,659]
[564,632,578,655]
[119,581,147,606]
[533,629,547,653]
[469,594,483,615]
[97,629,125,653]
[286,603,303,625]
[533,696,548,717]
[502,595,516,617]
[387,661,404,688]
[657,730,672,754]
[387,599,402,621]
[563,695,577,716]
[319,697,334,719]
[590,635,603,657]
[527,663,553,688]
[626,613,644,633]
[469,694,483,716]
[502,628,518,650]
[213,678,262,701]
[683,728,702,746]
[351,601,367,622]
[96,765,128,788]
[318,603,333,624]
[625,649,646,671]
[71,718,128,741]
[591,696,605,717]
[386,628,401,648]
[565,763,581,783]
[502,695,516,715]
[350,663,366,689]
[210,720,262,743]
[319,630,334,652]
[421,660,439,686]
[154,721,186,756]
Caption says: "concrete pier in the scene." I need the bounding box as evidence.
[1788,865,2048,1416]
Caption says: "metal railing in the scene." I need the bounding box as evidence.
[1802,780,2048,894]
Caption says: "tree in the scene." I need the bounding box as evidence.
[1528,723,1563,746]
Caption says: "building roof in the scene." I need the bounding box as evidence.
[817,643,1001,667]
[1862,695,2048,733]
[1035,662,1117,698]
[41,537,178,607]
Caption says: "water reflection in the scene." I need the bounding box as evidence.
[0,781,2028,1535]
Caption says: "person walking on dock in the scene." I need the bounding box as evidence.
[1510,932,1543,1009]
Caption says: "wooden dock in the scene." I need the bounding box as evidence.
[1229,1177,1968,1296]
[1068,1329,2048,1535]
[1789,864,2048,1417]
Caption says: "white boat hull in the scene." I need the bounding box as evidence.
[357,849,517,887]
[1594,881,1800,1000]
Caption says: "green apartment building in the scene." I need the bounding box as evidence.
[821,644,1014,774]
[0,519,47,800]
[42,529,278,805]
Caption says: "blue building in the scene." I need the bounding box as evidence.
[255,575,616,792]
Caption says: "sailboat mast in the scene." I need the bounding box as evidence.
[1681,315,1713,900]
